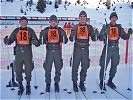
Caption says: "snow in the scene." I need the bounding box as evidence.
[0,64,133,99]
[0,0,132,28]
[0,0,133,99]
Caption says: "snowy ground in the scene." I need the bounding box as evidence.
[0,63,132,100]
[0,0,133,99]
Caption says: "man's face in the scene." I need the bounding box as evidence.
[50,20,57,27]
[79,15,86,25]
[110,16,117,25]
[20,20,28,28]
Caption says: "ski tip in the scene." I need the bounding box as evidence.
[101,91,105,94]
[67,91,72,94]
[40,92,45,95]
[92,91,97,93]
[11,88,15,91]
[34,86,38,89]
[63,88,67,91]
[127,88,132,91]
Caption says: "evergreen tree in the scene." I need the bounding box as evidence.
[24,11,27,15]
[54,0,58,9]
[29,0,33,7]
[76,0,80,4]
[106,0,111,9]
[36,0,46,13]
[58,0,62,4]
[20,6,24,13]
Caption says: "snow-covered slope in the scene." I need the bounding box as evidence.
[0,0,132,28]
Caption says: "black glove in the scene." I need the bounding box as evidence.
[4,36,9,45]
[128,28,132,35]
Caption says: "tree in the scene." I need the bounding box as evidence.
[20,6,24,13]
[29,0,33,7]
[58,0,62,4]
[24,11,27,15]
[76,0,80,4]
[36,0,46,13]
[54,0,58,9]
[106,0,111,9]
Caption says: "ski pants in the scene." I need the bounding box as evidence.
[14,46,33,83]
[99,45,120,81]
[43,49,63,84]
[72,46,90,82]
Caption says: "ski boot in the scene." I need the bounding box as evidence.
[107,78,116,89]
[26,82,31,95]
[73,82,78,92]
[79,81,86,91]
[46,83,50,92]
[55,82,59,92]
[18,82,24,95]
[99,80,106,91]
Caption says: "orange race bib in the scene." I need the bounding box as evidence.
[48,29,59,43]
[17,30,29,44]
[77,26,88,39]
[109,27,119,40]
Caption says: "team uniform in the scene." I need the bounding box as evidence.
[4,16,39,95]
[69,13,98,91]
[99,12,131,90]
[39,15,68,92]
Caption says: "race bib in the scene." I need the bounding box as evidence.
[77,26,88,39]
[48,29,59,43]
[109,27,119,40]
[17,30,29,44]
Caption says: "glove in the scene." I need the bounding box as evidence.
[94,28,99,35]
[31,38,40,47]
[128,28,132,34]
[4,36,9,45]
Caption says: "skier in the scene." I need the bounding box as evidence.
[99,12,132,90]
[39,15,68,92]
[69,11,98,92]
[3,16,40,95]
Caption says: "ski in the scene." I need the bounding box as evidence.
[55,92,60,100]
[106,85,129,100]
[18,95,22,100]
[96,79,111,99]
[25,95,30,100]
[45,92,50,100]
[74,92,81,100]
[81,91,91,100]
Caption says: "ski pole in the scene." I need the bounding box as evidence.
[101,18,109,94]
[125,35,132,91]
[6,44,16,90]
[32,45,38,89]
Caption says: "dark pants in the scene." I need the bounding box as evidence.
[14,47,33,83]
[43,49,63,84]
[72,46,90,82]
[99,45,120,81]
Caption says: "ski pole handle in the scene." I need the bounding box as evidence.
[105,18,107,25]
[41,37,43,45]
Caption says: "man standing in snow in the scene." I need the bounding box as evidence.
[3,16,40,95]
[39,15,68,92]
[99,12,132,90]
[69,11,98,92]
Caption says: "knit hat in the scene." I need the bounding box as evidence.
[110,12,118,19]
[19,16,28,23]
[49,15,57,22]
[79,11,87,17]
